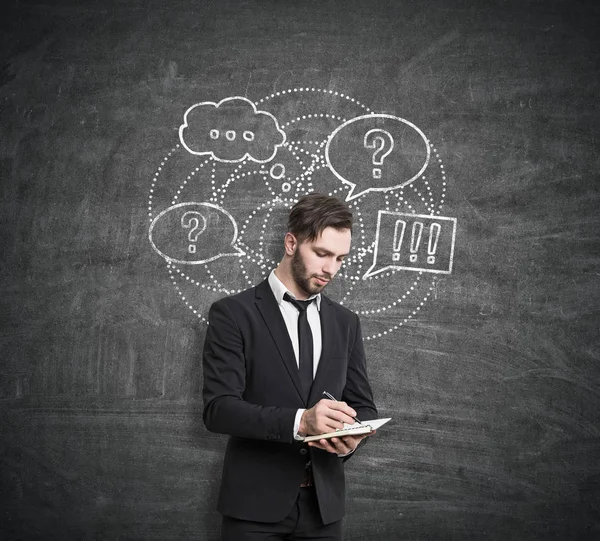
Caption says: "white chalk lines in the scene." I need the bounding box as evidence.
[147,88,457,338]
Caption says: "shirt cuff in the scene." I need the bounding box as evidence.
[293,409,306,440]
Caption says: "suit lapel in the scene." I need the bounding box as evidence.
[254,280,305,402]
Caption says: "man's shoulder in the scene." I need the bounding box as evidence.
[211,280,266,309]
[215,286,255,305]
[321,293,359,322]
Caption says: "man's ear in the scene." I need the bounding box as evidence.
[284,232,298,256]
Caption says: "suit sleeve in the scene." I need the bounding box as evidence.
[202,298,297,442]
[341,313,378,459]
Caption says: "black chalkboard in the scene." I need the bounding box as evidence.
[2,0,599,539]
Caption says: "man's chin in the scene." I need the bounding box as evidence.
[312,277,330,291]
[298,282,325,297]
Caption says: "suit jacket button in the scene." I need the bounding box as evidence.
[300,448,307,455]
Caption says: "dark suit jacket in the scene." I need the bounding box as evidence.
[202,278,377,525]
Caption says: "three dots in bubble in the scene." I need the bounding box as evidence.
[209,129,255,142]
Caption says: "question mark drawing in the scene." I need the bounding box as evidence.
[181,211,207,254]
[364,129,394,179]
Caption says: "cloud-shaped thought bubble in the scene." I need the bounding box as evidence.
[325,114,431,201]
[149,202,244,265]
[179,96,286,163]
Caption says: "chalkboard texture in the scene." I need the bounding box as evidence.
[1,0,599,539]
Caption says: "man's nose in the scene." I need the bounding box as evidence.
[322,258,339,276]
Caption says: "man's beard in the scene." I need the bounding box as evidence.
[291,250,331,297]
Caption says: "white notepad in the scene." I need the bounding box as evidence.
[302,418,391,442]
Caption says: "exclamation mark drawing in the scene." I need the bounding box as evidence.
[427,223,441,265]
[392,220,406,262]
[410,221,424,263]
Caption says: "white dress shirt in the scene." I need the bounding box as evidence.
[268,270,354,456]
[268,270,321,439]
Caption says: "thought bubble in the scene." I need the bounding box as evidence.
[325,114,431,201]
[179,96,286,163]
[149,202,245,264]
[363,211,457,278]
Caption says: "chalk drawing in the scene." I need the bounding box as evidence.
[179,96,286,163]
[364,129,394,179]
[325,114,431,201]
[364,212,457,278]
[269,163,286,180]
[149,202,244,265]
[147,88,458,340]
[181,211,207,254]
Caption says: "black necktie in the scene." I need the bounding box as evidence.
[283,293,315,402]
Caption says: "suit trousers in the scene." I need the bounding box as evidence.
[221,486,343,541]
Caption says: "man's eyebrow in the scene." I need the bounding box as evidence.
[313,247,350,258]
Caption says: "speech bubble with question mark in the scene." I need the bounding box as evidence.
[364,129,394,179]
[181,211,207,254]
[149,202,245,264]
[325,114,431,201]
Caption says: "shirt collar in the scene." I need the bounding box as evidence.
[268,270,322,311]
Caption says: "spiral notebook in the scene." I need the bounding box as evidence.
[302,417,391,442]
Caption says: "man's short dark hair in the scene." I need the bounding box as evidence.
[287,193,353,243]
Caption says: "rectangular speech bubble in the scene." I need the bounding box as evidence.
[364,211,457,278]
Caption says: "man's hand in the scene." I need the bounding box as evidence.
[299,398,358,436]
[307,431,375,455]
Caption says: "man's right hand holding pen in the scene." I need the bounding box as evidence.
[298,395,375,455]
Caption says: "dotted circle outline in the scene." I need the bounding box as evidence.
[149,88,449,338]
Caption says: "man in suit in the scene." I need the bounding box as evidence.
[203,193,378,540]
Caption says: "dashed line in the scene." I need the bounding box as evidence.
[171,158,211,207]
[365,279,434,341]
[257,87,372,114]
[149,93,451,341]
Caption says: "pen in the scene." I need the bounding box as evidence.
[322,391,362,424]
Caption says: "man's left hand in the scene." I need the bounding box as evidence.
[307,431,375,455]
